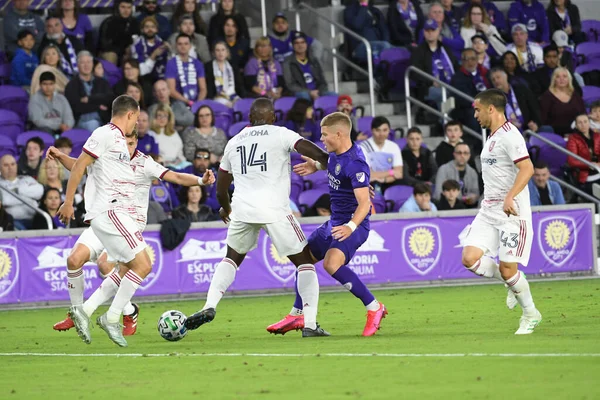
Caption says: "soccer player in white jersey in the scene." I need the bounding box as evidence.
[49,134,215,336]
[184,98,332,337]
[462,89,542,335]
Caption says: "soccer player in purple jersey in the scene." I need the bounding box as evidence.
[267,112,388,337]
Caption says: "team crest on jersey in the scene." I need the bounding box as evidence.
[356,172,365,183]
[537,216,576,267]
[488,141,496,152]
[401,223,442,275]
[135,231,143,242]
[87,138,99,149]
[335,163,341,175]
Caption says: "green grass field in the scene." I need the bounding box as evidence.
[1,279,599,400]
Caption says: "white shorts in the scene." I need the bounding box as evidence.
[90,210,146,263]
[227,215,308,257]
[74,227,105,263]
[464,211,533,266]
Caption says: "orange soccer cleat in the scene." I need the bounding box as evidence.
[266,314,304,335]
[362,303,388,337]
[53,314,75,331]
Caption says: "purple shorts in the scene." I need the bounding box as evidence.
[308,220,369,265]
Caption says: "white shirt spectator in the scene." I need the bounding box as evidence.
[360,137,403,171]
[0,155,44,220]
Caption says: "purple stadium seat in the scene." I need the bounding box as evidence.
[371,193,386,214]
[379,47,411,91]
[290,173,303,204]
[314,95,339,119]
[576,42,600,61]
[227,121,249,139]
[582,20,600,42]
[529,132,567,176]
[100,59,122,87]
[191,100,233,132]
[384,185,414,212]
[303,169,328,190]
[0,85,29,121]
[357,116,374,138]
[582,85,600,105]
[274,97,297,119]
[16,131,55,151]
[0,136,17,158]
[233,98,254,122]
[395,137,406,150]
[0,63,11,84]
[0,109,25,140]
[61,129,92,157]
[298,189,328,212]
[575,62,600,76]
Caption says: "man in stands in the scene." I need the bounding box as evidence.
[165,34,207,107]
[434,143,479,207]
[97,0,140,65]
[136,0,171,41]
[343,0,392,63]
[129,16,170,80]
[148,79,194,130]
[17,137,44,179]
[0,154,44,229]
[3,0,44,58]
[136,110,159,155]
[528,161,565,206]
[28,71,75,135]
[507,24,544,73]
[168,15,211,63]
[39,15,84,78]
[508,0,550,44]
[269,12,323,64]
[360,116,403,193]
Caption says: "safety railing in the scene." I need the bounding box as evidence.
[0,186,53,230]
[293,2,376,116]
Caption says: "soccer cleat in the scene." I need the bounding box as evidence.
[68,305,92,344]
[96,313,128,347]
[266,314,305,335]
[184,308,216,330]
[506,286,518,310]
[53,314,74,331]
[122,303,139,336]
[515,309,542,335]
[362,303,388,337]
[302,323,331,337]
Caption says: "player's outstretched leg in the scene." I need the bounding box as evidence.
[500,265,542,335]
[266,270,305,335]
[54,244,91,332]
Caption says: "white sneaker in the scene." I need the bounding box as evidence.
[515,309,542,335]
[68,305,92,344]
[506,285,518,310]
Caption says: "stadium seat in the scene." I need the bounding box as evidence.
[0,63,10,85]
[61,129,92,157]
[529,132,567,176]
[582,20,600,42]
[0,85,29,121]
[0,135,17,158]
[191,99,233,132]
[384,185,414,212]
[357,116,374,138]
[298,188,328,214]
[582,85,600,105]
[290,173,303,204]
[0,109,25,141]
[16,131,55,151]
[314,95,339,119]
[227,121,249,138]
[303,169,328,191]
[233,98,254,122]
[274,97,297,120]
[371,193,386,214]
[99,59,122,87]
[378,47,411,93]
[576,42,600,63]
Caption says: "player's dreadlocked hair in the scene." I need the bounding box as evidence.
[474,89,507,112]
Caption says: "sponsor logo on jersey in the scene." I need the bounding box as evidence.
[402,223,442,275]
[481,157,497,165]
[537,216,576,267]
[0,246,18,299]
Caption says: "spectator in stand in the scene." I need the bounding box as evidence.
[168,14,211,64]
[64,51,113,132]
[172,0,208,37]
[207,0,249,47]
[148,79,194,130]
[283,32,335,102]
[30,44,70,94]
[97,0,140,65]
[539,67,586,136]
[244,37,284,100]
[0,154,44,228]
[284,99,319,142]
[490,67,543,133]
[420,2,465,59]
[28,71,74,135]
[136,0,171,41]
[270,13,323,64]
[37,158,67,196]
[471,34,492,70]
[546,0,585,45]
[92,58,105,80]
[433,143,479,206]
[147,200,167,225]
[336,95,367,142]
[150,103,188,169]
[3,0,44,58]
[181,105,228,164]
[148,154,179,214]
[500,50,530,88]
[51,137,73,180]
[441,0,462,33]
[528,161,565,206]
[360,116,403,193]
[130,16,170,80]
[436,179,466,210]
[411,19,458,110]
[10,30,39,88]
[125,82,146,110]
[182,148,218,211]
[531,44,581,98]
[388,0,425,48]
[507,24,544,73]
[344,0,392,63]
[399,182,437,212]
[401,127,437,186]
[435,120,477,168]
[113,59,153,108]
[55,0,93,51]
[0,193,15,232]
[461,5,506,58]
[566,114,600,196]
[136,110,159,155]
[165,34,207,107]
[172,185,216,222]
[17,137,44,179]
[580,101,600,133]
[204,41,245,107]
[31,187,67,230]
[304,194,332,218]
[552,30,578,77]
[508,0,550,44]
[461,0,507,37]
[215,17,251,73]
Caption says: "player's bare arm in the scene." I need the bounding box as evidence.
[163,170,215,186]
[46,146,76,171]
[58,152,95,224]
[293,139,329,176]
[504,157,534,217]
[332,186,370,242]
[216,168,234,223]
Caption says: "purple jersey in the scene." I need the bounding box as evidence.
[62,14,92,44]
[298,60,317,90]
[270,31,314,63]
[165,56,205,100]
[137,133,159,155]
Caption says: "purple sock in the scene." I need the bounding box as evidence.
[293,270,303,310]
[332,266,375,306]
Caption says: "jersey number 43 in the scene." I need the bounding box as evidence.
[237,143,268,174]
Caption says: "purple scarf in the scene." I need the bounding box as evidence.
[397,1,418,37]
[505,86,524,127]
[256,59,279,92]
[133,35,167,78]
[431,47,454,83]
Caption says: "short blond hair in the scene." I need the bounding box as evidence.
[320,112,352,133]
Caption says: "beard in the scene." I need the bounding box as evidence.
[144,32,156,40]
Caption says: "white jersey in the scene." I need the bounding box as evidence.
[82,123,136,221]
[479,121,531,220]
[130,150,169,231]
[220,124,303,224]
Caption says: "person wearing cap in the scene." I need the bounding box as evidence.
[344,0,392,63]
[552,30,577,74]
[460,4,506,57]
[130,16,170,80]
[336,95,366,142]
[546,0,585,45]
[387,0,425,48]
[136,0,171,41]
[531,44,581,97]
[39,15,84,78]
[207,0,249,49]
[28,71,74,135]
[10,30,39,88]
[470,34,491,69]
[269,12,323,65]
[507,23,544,73]
[461,0,507,37]
[283,31,336,102]
[508,0,550,44]
[419,2,464,59]
[97,0,140,65]
[165,33,207,106]
[168,14,211,64]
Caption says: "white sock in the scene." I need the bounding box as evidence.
[505,271,536,316]
[123,302,135,316]
[289,307,304,316]
[203,258,237,310]
[366,299,380,312]
[83,270,120,317]
[107,270,143,323]
[297,264,319,330]
[468,257,503,281]
[67,268,84,306]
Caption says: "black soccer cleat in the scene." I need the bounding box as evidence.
[184,308,216,330]
[302,323,331,337]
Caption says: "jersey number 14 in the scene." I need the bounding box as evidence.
[237,143,268,174]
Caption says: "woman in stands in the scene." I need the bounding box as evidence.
[284,98,320,143]
[171,0,208,36]
[500,51,529,88]
[460,4,506,57]
[547,0,585,45]
[32,187,67,230]
[172,185,216,223]
[30,44,70,94]
[204,42,245,107]
[539,67,586,136]
[55,0,94,51]
[181,105,227,163]
[113,59,153,108]
[207,0,249,47]
[125,82,146,110]
[244,37,284,100]
[150,103,188,169]
[566,114,600,196]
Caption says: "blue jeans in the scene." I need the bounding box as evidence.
[425,86,443,110]
[353,41,393,63]
[295,91,338,101]
[77,118,102,132]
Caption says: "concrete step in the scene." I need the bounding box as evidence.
[423,137,443,150]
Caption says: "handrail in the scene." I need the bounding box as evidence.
[260,0,267,36]
[404,66,486,144]
[548,175,600,206]
[0,186,53,230]
[294,3,376,116]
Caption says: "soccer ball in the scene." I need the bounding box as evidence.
[158,310,188,342]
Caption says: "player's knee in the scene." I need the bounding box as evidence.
[67,253,85,271]
[97,260,114,277]
[461,252,479,269]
